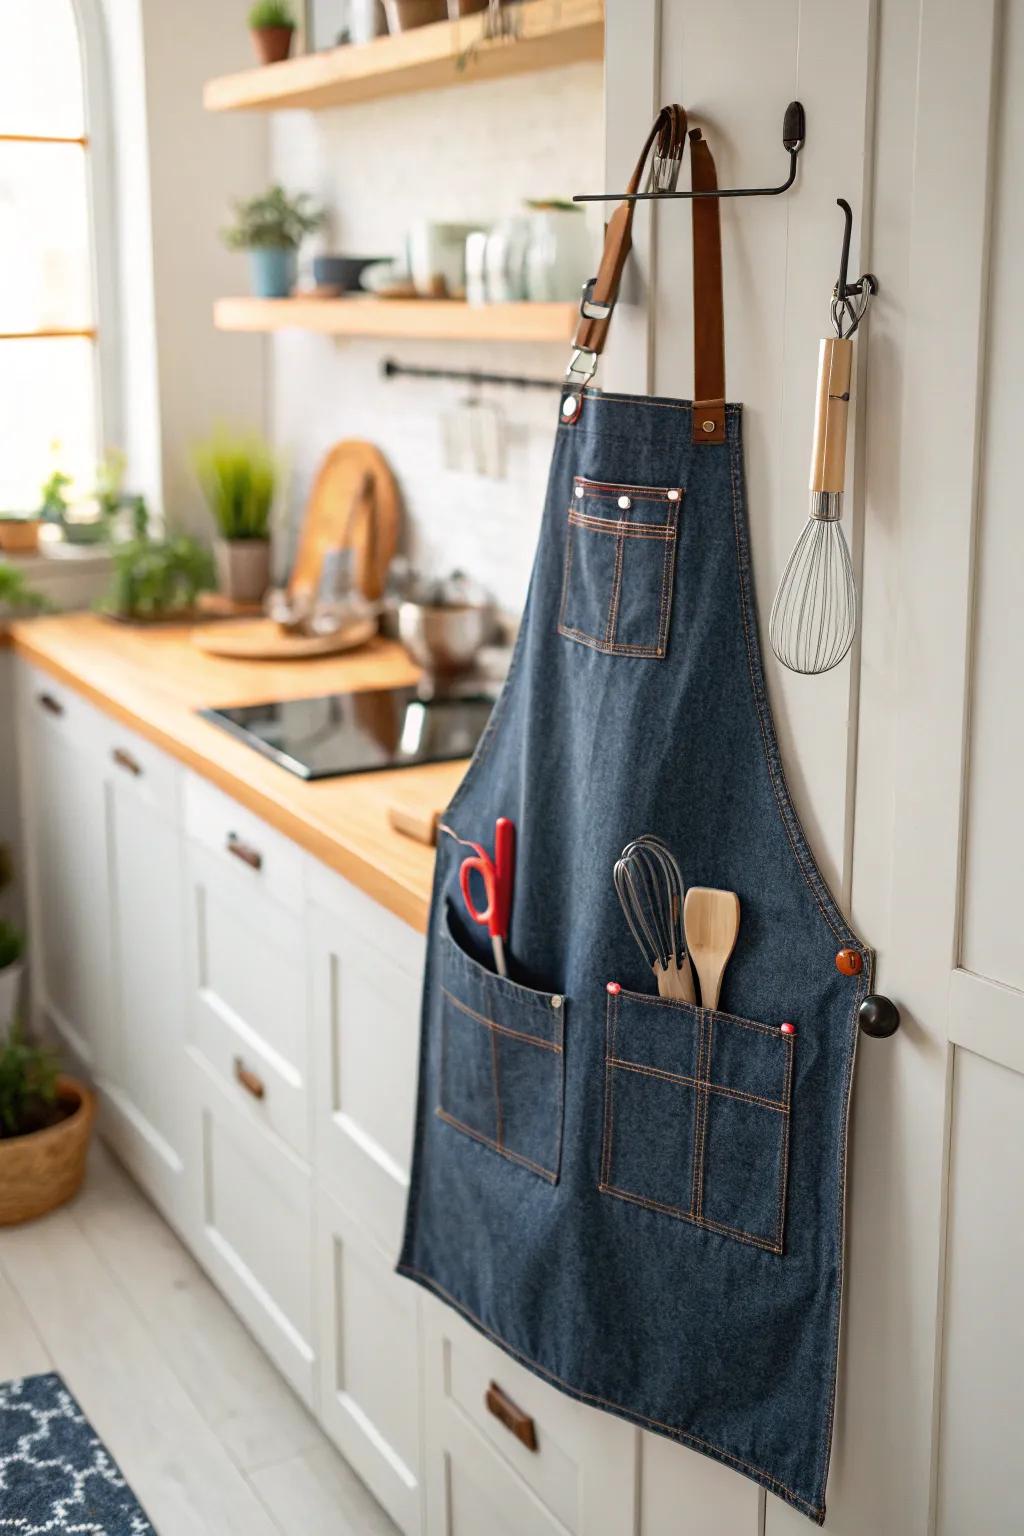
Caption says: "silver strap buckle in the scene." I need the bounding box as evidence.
[578,277,612,323]
[564,346,598,388]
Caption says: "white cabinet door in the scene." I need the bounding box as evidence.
[15,666,111,1074]
[308,864,424,1258]
[308,864,425,1529]
[103,727,190,1237]
[315,1185,423,1535]
[191,1057,316,1407]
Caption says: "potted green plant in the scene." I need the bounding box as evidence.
[99,534,215,621]
[194,429,277,603]
[222,184,325,298]
[249,0,297,65]
[0,565,49,616]
[0,1026,95,1226]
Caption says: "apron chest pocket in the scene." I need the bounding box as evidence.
[558,477,683,658]
[437,905,566,1183]
[599,988,793,1254]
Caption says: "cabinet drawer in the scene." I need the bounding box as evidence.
[101,716,181,820]
[183,772,305,915]
[186,841,310,1159]
[422,1297,637,1536]
[19,663,108,762]
[192,1058,315,1406]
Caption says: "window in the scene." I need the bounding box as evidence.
[0,0,106,512]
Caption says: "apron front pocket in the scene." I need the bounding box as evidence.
[558,476,682,658]
[599,988,793,1254]
[437,904,566,1183]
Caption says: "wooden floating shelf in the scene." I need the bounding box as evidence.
[213,296,577,343]
[203,0,602,114]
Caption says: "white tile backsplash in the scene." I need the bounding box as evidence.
[269,60,603,613]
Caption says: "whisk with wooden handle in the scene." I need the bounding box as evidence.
[613,835,696,1003]
[769,199,877,675]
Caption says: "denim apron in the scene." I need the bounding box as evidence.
[398,107,871,1525]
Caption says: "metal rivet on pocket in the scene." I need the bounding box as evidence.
[562,395,579,419]
[550,994,564,1009]
[605,982,621,996]
[781,1022,797,1036]
[835,948,863,976]
[617,495,631,510]
[667,488,680,501]
[702,419,716,434]
[574,485,584,498]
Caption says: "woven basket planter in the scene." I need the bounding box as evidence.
[0,1076,95,1226]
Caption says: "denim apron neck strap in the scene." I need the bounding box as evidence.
[564,103,726,439]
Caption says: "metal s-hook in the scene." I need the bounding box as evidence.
[831,198,878,338]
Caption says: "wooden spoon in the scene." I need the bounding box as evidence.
[683,888,741,1011]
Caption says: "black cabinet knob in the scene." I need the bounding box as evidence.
[858,994,900,1038]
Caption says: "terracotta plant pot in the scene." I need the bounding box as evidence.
[215,538,271,604]
[0,1076,95,1226]
[384,0,446,33]
[251,25,294,65]
[0,518,42,554]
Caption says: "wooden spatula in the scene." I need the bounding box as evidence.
[683,887,741,1011]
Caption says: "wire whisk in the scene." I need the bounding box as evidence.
[613,835,696,1002]
[770,200,876,676]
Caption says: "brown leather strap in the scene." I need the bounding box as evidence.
[689,128,726,443]
[573,105,688,356]
[567,105,726,444]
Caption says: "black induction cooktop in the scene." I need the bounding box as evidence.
[199,685,495,780]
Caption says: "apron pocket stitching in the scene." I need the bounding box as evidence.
[435,1110,558,1184]
[600,989,791,1252]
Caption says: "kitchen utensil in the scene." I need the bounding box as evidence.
[290,440,400,603]
[398,597,494,677]
[769,199,877,675]
[613,835,696,1003]
[682,887,741,1011]
[456,817,516,977]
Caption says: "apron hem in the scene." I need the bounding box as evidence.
[398,1260,827,1526]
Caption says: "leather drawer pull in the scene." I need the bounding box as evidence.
[226,833,262,871]
[112,747,142,777]
[233,1057,265,1100]
[485,1382,537,1452]
[37,692,64,717]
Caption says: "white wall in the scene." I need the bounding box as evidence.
[269,62,603,611]
[97,0,268,534]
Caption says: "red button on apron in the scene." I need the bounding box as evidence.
[606,982,622,996]
[835,948,863,976]
[781,1022,797,1036]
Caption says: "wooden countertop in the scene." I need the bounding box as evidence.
[9,613,467,933]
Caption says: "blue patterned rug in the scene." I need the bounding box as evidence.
[0,1372,154,1534]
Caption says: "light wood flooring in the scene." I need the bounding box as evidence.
[0,1141,398,1536]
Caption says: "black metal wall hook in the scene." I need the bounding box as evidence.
[832,198,878,337]
[573,101,806,204]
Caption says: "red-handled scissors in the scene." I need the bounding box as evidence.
[458,817,516,977]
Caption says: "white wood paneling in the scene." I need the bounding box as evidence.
[936,1050,1024,1536]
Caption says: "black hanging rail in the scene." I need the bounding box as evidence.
[573,101,806,203]
[381,358,563,392]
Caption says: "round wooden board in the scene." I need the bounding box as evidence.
[191,616,378,660]
[290,440,400,602]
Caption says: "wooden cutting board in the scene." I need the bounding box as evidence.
[191,616,378,661]
[290,440,401,603]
